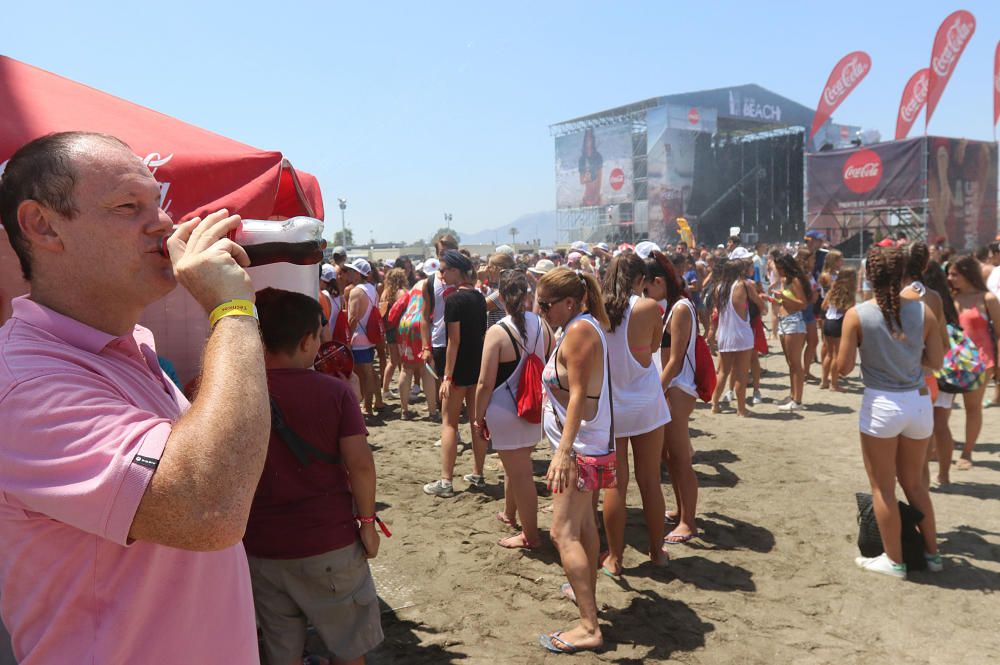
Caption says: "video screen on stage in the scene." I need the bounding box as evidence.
[555,124,633,209]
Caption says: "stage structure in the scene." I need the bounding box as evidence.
[551,84,859,246]
[806,137,998,257]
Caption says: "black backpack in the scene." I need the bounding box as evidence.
[855,493,927,571]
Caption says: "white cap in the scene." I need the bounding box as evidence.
[728,247,752,260]
[345,258,372,276]
[384,257,396,268]
[320,263,336,282]
[527,258,555,275]
[635,241,661,259]
[414,261,425,273]
[570,240,593,256]
[422,257,441,274]
[331,245,347,256]
[494,244,515,256]
[594,242,610,252]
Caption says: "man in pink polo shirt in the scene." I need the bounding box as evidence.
[0,132,269,663]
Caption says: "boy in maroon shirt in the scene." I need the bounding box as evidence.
[245,287,383,665]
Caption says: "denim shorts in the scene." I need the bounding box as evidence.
[778,312,806,336]
[352,347,375,364]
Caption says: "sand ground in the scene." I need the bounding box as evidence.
[358,356,1000,665]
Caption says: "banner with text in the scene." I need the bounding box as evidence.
[895,68,929,140]
[810,51,871,142]
[555,124,633,209]
[926,10,976,127]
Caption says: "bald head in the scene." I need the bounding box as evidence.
[0,131,136,280]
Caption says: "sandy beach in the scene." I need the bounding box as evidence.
[354,352,1000,665]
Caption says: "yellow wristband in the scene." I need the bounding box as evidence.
[209,299,257,328]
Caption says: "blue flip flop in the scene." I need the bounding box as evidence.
[539,632,579,654]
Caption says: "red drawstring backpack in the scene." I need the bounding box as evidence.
[499,320,545,423]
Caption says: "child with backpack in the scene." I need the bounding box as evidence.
[472,270,552,549]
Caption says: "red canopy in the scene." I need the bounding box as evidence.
[0,55,324,222]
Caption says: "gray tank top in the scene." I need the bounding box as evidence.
[856,299,925,391]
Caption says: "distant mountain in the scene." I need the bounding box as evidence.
[460,210,558,248]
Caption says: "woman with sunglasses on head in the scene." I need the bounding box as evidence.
[770,254,811,411]
[796,248,821,383]
[597,254,671,576]
[535,267,611,655]
[838,246,944,579]
[474,270,552,550]
[647,251,701,544]
[947,256,1000,470]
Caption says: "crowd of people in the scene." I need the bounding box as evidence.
[1,131,999,662]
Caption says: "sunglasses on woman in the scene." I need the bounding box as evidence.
[536,299,558,312]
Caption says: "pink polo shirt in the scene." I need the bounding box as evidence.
[0,297,258,664]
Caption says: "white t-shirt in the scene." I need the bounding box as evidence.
[987,266,1000,299]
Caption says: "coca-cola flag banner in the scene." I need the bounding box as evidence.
[994,40,1000,129]
[925,10,976,128]
[810,51,872,143]
[895,68,930,140]
[555,123,633,209]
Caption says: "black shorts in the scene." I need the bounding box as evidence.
[822,317,844,338]
[432,346,447,379]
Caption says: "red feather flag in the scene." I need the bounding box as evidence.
[810,51,872,142]
[925,10,976,128]
[895,68,930,140]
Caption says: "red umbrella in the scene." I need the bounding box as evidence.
[0,55,323,221]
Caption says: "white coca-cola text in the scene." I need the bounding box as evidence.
[143,152,174,215]
[932,15,973,77]
[823,56,869,107]
[844,162,880,180]
[900,74,929,123]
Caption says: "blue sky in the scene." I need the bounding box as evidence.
[3,1,997,243]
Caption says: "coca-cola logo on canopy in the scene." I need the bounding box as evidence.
[609,167,625,191]
[688,108,700,125]
[842,149,882,194]
[932,14,974,77]
[823,55,870,106]
[143,152,175,215]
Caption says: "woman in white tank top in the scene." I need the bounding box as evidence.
[535,268,610,655]
[598,254,671,575]
[711,258,763,416]
[473,271,552,550]
[646,251,701,544]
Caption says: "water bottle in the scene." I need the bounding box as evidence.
[160,216,326,266]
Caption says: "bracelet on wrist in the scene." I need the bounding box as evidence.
[355,514,392,537]
[209,299,257,328]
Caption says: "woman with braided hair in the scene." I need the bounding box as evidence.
[838,246,944,579]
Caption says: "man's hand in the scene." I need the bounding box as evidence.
[359,522,380,559]
[167,210,255,314]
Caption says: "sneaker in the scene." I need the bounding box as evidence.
[752,390,763,406]
[410,386,422,399]
[721,390,734,404]
[463,473,486,489]
[854,553,906,579]
[777,400,800,412]
[924,552,943,573]
[422,479,455,497]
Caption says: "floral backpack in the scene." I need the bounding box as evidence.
[934,324,987,394]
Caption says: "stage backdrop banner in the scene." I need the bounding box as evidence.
[555,124,633,209]
[895,68,929,140]
[926,10,976,127]
[810,51,871,142]
[646,106,698,244]
[806,138,925,216]
[927,138,998,251]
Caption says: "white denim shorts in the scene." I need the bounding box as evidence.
[778,312,806,336]
[933,390,955,409]
[859,387,933,439]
